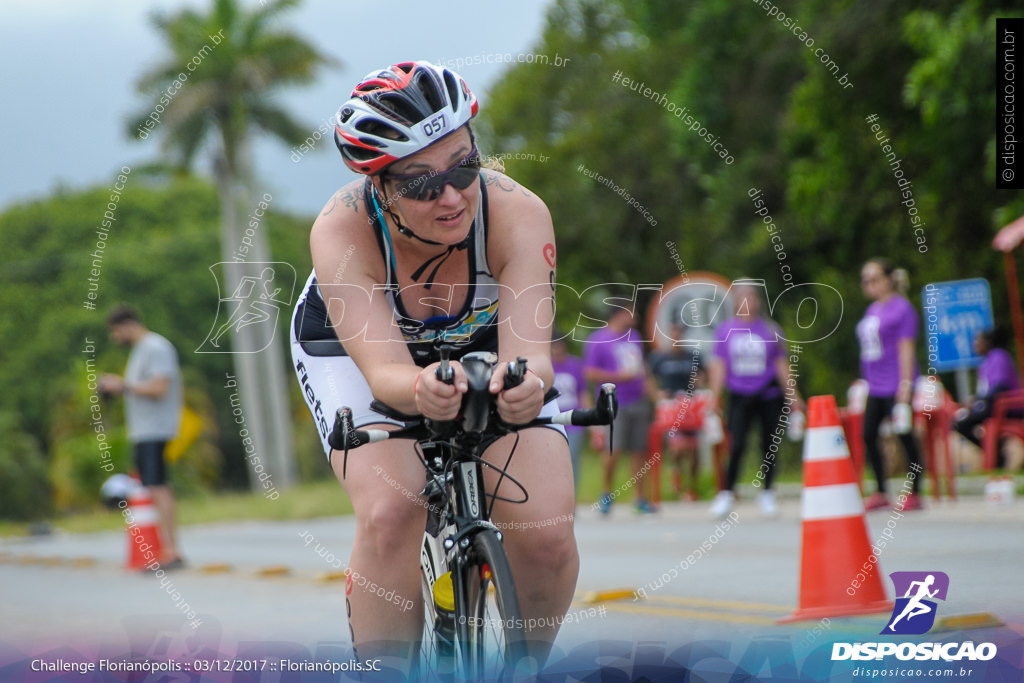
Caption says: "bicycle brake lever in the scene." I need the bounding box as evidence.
[330,407,354,479]
[436,343,455,385]
[596,384,618,423]
[597,384,617,456]
[503,357,527,390]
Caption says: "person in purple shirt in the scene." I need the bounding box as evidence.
[552,330,590,490]
[953,328,1022,465]
[856,258,923,511]
[708,282,802,519]
[584,305,654,514]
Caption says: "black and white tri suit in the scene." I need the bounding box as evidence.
[290,178,564,459]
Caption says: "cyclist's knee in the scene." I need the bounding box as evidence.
[359,500,425,556]
[515,524,577,576]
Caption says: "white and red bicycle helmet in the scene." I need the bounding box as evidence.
[334,60,479,175]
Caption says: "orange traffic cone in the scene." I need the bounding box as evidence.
[125,485,164,570]
[778,395,893,623]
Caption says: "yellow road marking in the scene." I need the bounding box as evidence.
[255,565,291,577]
[583,589,637,603]
[935,613,1004,631]
[602,601,779,626]
[646,595,789,614]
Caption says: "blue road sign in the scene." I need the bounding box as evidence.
[921,279,995,372]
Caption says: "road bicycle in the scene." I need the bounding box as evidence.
[329,346,617,679]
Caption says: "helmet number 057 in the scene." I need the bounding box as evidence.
[423,113,449,138]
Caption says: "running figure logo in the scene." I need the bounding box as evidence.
[881,571,950,635]
[197,262,296,353]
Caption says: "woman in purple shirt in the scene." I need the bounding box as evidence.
[708,282,802,519]
[953,328,1021,465]
[856,258,923,511]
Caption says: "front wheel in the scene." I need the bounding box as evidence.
[454,528,528,678]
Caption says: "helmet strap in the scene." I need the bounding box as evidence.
[387,206,445,246]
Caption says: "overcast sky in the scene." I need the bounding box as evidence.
[0,0,553,215]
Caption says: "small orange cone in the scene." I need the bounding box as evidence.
[778,395,893,623]
[125,485,164,571]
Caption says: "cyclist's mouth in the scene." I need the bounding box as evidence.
[436,208,465,227]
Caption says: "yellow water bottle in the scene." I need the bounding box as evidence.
[433,571,457,661]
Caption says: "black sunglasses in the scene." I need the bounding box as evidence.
[385,147,481,201]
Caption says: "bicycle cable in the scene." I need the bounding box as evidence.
[477,432,529,518]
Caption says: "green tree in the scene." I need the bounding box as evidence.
[128,0,335,491]
[0,175,317,517]
[0,412,51,520]
[482,0,1024,398]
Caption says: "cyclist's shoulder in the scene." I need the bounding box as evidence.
[311,179,387,286]
[480,169,552,263]
[312,179,371,237]
[480,168,545,213]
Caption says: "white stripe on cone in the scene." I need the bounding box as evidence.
[130,504,159,525]
[128,493,159,525]
[802,483,865,520]
[803,426,850,463]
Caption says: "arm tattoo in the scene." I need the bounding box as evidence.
[341,188,360,214]
[483,171,534,197]
[484,173,517,193]
[543,243,556,267]
[320,187,361,217]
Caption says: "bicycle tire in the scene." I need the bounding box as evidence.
[453,528,528,678]
[419,530,457,681]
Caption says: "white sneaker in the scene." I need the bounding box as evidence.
[759,490,779,518]
[709,491,734,519]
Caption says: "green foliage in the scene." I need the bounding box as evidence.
[6,0,1024,519]
[0,175,315,515]
[129,0,334,493]
[130,0,336,173]
[0,412,51,520]
[480,0,1024,399]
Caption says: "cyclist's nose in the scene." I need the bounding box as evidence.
[436,181,462,206]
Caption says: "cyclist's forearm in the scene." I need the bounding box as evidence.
[363,363,422,414]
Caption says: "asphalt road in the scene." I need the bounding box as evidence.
[3,493,1023,679]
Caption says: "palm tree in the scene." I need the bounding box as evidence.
[129,0,336,490]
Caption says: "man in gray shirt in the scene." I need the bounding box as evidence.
[100,304,184,568]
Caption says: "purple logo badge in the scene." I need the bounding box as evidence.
[882,571,950,635]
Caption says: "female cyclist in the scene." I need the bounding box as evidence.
[289,62,575,670]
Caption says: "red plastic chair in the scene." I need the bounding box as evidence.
[645,395,709,504]
[645,407,672,505]
[981,389,1024,470]
[916,391,959,501]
